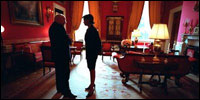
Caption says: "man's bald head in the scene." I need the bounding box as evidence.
[54,14,66,25]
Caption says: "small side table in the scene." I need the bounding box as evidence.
[136,60,178,94]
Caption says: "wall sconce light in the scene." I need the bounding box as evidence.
[1,25,5,48]
[112,1,119,13]
[46,6,53,22]
[1,25,5,33]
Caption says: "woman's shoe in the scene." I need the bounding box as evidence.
[85,84,95,91]
[86,88,95,98]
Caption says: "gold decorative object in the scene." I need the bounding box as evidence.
[149,24,169,62]
[112,1,119,13]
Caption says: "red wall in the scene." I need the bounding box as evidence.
[2,1,192,43]
[1,1,69,44]
[177,1,199,42]
[161,1,183,24]
[100,1,132,40]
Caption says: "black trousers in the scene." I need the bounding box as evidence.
[54,57,70,93]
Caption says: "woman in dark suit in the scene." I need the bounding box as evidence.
[83,14,102,97]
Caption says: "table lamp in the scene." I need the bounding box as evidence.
[132,29,141,48]
[149,24,169,62]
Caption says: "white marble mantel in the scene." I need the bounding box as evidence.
[179,34,199,54]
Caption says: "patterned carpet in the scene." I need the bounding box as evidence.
[1,52,199,99]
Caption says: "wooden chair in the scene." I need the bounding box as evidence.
[101,42,112,61]
[71,41,83,62]
[40,45,55,76]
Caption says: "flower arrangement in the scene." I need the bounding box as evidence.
[121,39,132,48]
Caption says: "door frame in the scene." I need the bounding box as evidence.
[53,3,66,29]
[164,5,182,53]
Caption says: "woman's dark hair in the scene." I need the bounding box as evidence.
[83,14,94,24]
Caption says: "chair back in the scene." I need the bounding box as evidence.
[102,42,112,52]
[73,41,83,51]
[41,46,53,62]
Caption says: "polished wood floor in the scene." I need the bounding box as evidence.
[1,51,199,99]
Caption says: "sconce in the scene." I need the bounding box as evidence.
[112,1,119,13]
[46,6,53,22]
[1,25,5,49]
[1,25,5,33]
[194,1,199,12]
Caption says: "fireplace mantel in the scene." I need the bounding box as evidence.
[180,34,199,54]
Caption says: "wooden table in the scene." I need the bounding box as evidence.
[136,60,178,94]
[121,45,149,53]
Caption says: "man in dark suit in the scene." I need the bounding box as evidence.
[49,14,76,98]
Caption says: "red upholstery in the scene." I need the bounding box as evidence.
[102,42,112,60]
[12,42,43,69]
[102,42,112,51]
[35,52,42,62]
[30,43,42,53]
[42,41,51,47]
[114,53,191,84]
[102,52,112,55]
[71,41,83,62]
[71,51,81,54]
[137,42,150,47]
[73,41,83,50]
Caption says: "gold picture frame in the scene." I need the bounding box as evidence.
[8,1,43,26]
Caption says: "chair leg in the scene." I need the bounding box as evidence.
[43,66,45,76]
[49,67,51,72]
[72,55,75,62]
[102,55,103,61]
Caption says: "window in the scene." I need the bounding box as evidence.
[75,1,89,45]
[131,1,153,43]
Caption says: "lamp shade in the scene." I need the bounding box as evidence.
[149,24,169,40]
[132,29,141,37]
[1,25,5,33]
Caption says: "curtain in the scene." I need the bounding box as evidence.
[71,1,84,40]
[88,1,101,38]
[149,1,161,28]
[127,1,144,39]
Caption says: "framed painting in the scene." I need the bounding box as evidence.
[8,1,43,26]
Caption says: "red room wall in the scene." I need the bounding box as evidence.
[161,1,183,24]
[100,1,132,41]
[177,1,199,42]
[1,1,69,44]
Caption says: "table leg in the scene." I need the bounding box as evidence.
[138,72,143,93]
[163,75,169,94]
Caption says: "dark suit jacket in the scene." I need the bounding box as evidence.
[85,25,102,60]
[49,22,72,61]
